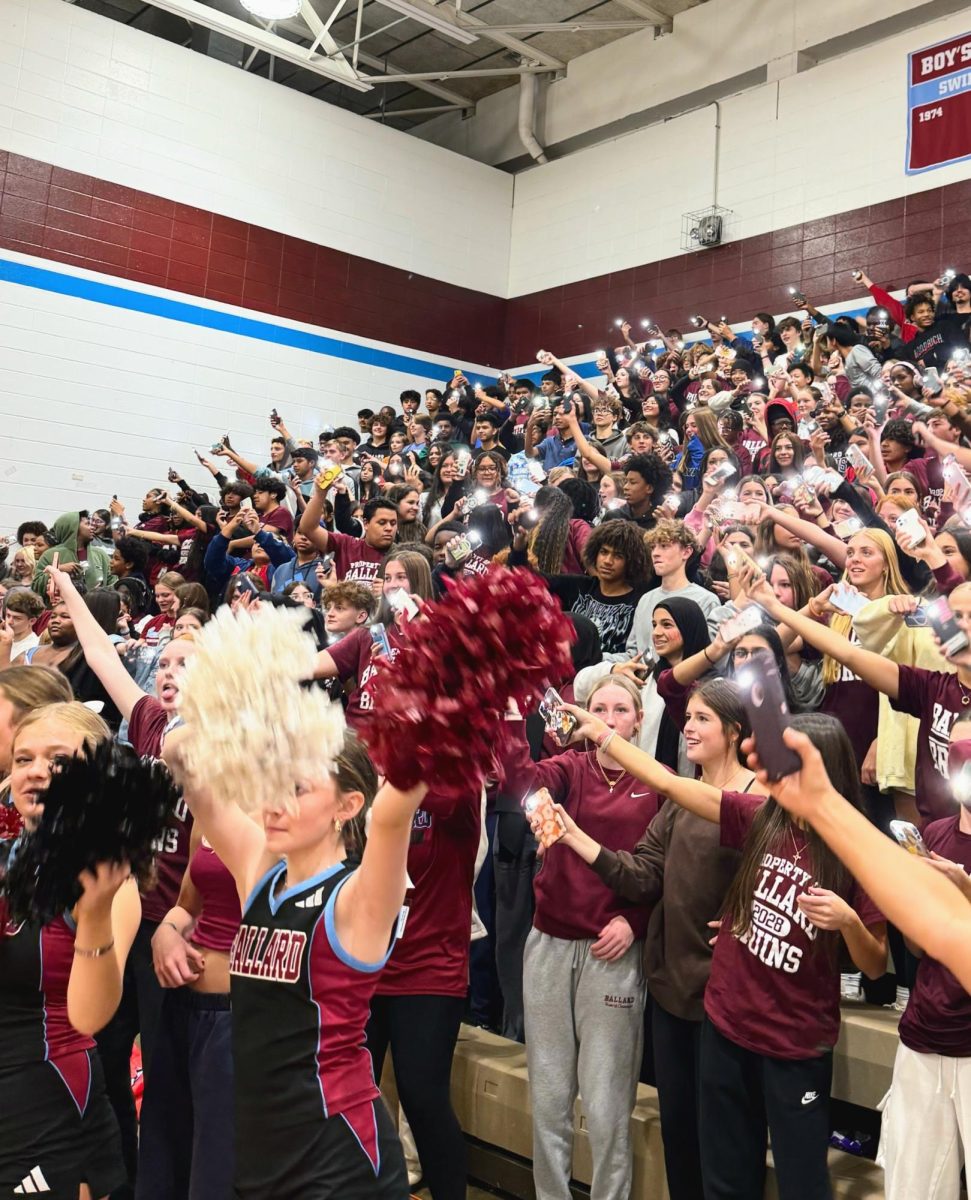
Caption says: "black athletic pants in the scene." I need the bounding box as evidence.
[366,994,466,1200]
[95,918,165,1199]
[651,1001,704,1200]
[698,1019,833,1200]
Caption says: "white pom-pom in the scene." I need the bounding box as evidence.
[178,604,346,813]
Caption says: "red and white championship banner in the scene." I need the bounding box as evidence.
[907,32,971,174]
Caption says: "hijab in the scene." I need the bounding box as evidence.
[652,597,712,770]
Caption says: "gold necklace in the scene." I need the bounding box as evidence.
[595,752,626,792]
[788,822,805,865]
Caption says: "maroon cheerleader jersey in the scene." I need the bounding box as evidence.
[126,695,193,924]
[0,895,96,1114]
[229,859,390,1189]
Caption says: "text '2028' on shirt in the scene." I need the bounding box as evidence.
[704,790,883,1061]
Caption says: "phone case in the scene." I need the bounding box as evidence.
[369,622,392,658]
[538,687,578,747]
[889,820,929,857]
[523,788,567,850]
[719,604,765,642]
[925,597,970,658]
[895,508,926,545]
[736,656,802,781]
[832,517,864,539]
[830,583,869,616]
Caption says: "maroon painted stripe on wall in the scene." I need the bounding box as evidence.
[2,150,970,371]
[0,149,507,366]
[503,178,971,366]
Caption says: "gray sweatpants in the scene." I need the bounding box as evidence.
[523,928,645,1200]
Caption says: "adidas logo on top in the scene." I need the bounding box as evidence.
[14,1166,51,1193]
[294,887,325,909]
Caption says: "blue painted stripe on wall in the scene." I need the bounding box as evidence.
[0,255,498,382]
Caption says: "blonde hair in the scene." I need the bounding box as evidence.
[587,673,644,715]
[822,529,909,686]
[0,667,73,720]
[14,701,110,752]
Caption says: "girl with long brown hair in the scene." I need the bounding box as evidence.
[559,693,886,1200]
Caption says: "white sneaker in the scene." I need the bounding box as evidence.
[841,972,862,1001]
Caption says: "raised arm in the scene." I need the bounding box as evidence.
[163,493,207,533]
[563,409,611,475]
[46,566,146,720]
[298,472,332,553]
[332,781,429,964]
[757,501,848,569]
[561,705,723,823]
[68,871,141,1036]
[163,726,269,904]
[746,575,901,698]
[748,725,971,989]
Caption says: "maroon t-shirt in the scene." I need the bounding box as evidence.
[820,629,879,768]
[326,624,405,727]
[704,790,883,1060]
[561,519,591,575]
[128,695,192,924]
[898,815,971,1057]
[376,789,480,997]
[891,666,968,821]
[260,506,294,542]
[328,531,385,584]
[500,723,661,941]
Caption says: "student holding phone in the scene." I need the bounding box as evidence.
[559,693,887,1200]
[501,675,661,1200]
[743,570,971,821]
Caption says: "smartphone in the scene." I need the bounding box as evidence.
[447,530,482,566]
[895,508,926,546]
[798,419,820,439]
[240,497,254,512]
[735,656,802,782]
[889,820,930,858]
[561,393,574,416]
[832,516,864,539]
[236,575,261,597]
[846,445,871,475]
[319,553,334,574]
[718,500,755,523]
[454,452,471,479]
[802,464,841,493]
[719,604,765,642]
[523,787,567,850]
[872,394,890,423]
[369,622,392,658]
[210,441,224,453]
[925,597,970,659]
[538,686,578,747]
[830,582,869,616]
[903,607,928,629]
[386,588,419,621]
[923,368,944,396]
[706,462,737,486]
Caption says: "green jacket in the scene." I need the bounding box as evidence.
[32,512,116,598]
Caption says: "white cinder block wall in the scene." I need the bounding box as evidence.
[0,0,510,534]
[0,257,488,532]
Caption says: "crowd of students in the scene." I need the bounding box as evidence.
[1,262,971,1200]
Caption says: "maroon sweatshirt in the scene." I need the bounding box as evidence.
[500,722,662,941]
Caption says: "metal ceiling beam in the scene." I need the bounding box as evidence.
[612,0,673,30]
[272,13,473,107]
[365,103,464,117]
[294,0,360,76]
[135,0,373,88]
[458,21,653,35]
[363,65,554,83]
[377,0,565,69]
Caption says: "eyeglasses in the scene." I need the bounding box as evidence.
[732,646,769,661]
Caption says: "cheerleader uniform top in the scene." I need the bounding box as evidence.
[0,842,97,1113]
[229,858,393,1185]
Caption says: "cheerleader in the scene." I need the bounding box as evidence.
[0,703,141,1200]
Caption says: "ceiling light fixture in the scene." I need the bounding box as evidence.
[239,0,302,20]
[374,0,478,45]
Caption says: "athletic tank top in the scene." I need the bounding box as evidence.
[0,887,96,1113]
[188,842,241,953]
[229,859,393,1170]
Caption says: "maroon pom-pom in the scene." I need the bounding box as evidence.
[360,568,575,795]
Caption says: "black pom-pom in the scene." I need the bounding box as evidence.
[2,740,179,926]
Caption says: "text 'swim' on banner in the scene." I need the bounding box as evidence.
[907,33,971,174]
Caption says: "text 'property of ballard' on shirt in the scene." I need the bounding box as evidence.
[703,790,883,1061]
